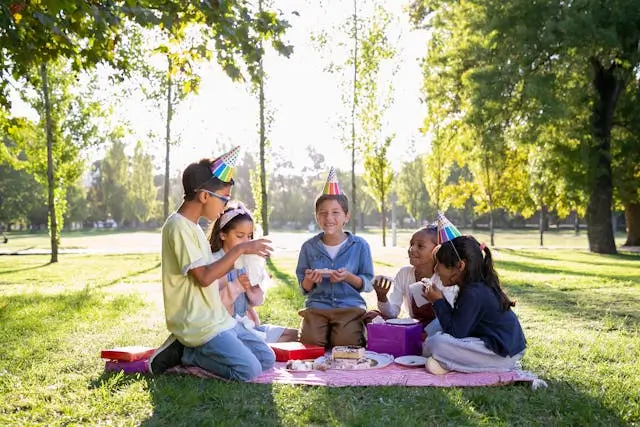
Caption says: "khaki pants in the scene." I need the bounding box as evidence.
[298,307,366,348]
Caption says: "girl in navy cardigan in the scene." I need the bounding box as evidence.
[422,235,526,374]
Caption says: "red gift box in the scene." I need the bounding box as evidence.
[366,323,423,357]
[100,346,155,362]
[268,342,326,361]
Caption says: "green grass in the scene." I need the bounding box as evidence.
[1,235,639,426]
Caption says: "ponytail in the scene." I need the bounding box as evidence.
[437,236,515,311]
[482,246,515,310]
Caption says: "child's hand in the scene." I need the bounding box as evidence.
[237,273,252,292]
[329,268,349,283]
[241,238,273,257]
[373,275,392,301]
[423,283,444,303]
[304,269,323,284]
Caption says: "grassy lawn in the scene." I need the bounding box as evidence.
[1,233,639,426]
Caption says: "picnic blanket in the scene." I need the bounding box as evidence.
[165,362,546,389]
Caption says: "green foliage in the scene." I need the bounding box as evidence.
[413,0,640,251]
[0,0,293,107]
[0,160,46,225]
[395,155,431,222]
[101,139,129,224]
[126,141,157,224]
[363,135,394,212]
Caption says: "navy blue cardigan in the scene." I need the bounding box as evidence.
[432,281,526,357]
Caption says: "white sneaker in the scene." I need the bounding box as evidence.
[149,334,184,375]
[425,357,450,375]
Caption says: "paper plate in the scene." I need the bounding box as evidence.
[394,355,428,367]
[314,351,394,370]
[386,318,420,325]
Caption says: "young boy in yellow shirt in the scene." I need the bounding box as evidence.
[150,147,275,381]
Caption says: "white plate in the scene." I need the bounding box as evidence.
[314,351,394,370]
[386,318,420,325]
[394,355,428,367]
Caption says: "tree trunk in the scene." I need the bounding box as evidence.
[624,202,640,246]
[483,150,495,246]
[574,210,580,235]
[163,58,173,220]
[587,58,622,254]
[350,0,358,234]
[40,63,58,263]
[539,204,546,247]
[381,199,386,247]
[259,45,268,234]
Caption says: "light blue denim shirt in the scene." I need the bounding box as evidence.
[296,232,374,310]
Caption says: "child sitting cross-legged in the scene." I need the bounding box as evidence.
[209,203,299,343]
[422,213,526,374]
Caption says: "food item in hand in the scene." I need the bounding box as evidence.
[314,268,333,277]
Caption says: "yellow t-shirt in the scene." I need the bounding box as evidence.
[161,213,236,346]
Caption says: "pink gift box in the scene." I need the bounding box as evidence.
[366,322,423,357]
[104,359,150,374]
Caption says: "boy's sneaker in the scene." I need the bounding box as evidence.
[425,356,450,375]
[149,334,184,375]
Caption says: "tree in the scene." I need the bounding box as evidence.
[412,0,640,253]
[17,61,106,262]
[356,3,398,243]
[422,124,462,214]
[363,136,394,246]
[101,138,129,225]
[126,141,157,226]
[0,1,294,107]
[0,159,45,226]
[396,155,431,223]
[312,0,366,233]
[612,80,640,246]
[64,179,88,227]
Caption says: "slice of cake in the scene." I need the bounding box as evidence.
[331,345,365,360]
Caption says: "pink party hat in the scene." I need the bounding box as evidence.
[322,167,342,195]
[436,212,462,244]
[211,146,241,182]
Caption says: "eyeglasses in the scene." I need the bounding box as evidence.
[197,190,230,206]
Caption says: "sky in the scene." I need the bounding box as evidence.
[11,1,431,179]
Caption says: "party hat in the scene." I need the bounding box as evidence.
[322,166,342,195]
[436,212,462,244]
[211,146,240,182]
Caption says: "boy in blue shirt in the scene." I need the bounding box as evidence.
[296,167,374,347]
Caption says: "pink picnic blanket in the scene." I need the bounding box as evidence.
[166,362,543,388]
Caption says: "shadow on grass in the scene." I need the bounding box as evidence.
[0,288,144,371]
[94,262,161,290]
[0,261,49,276]
[498,259,640,283]
[505,282,640,332]
[137,376,280,427]
[266,258,298,289]
[116,374,627,426]
[500,248,640,267]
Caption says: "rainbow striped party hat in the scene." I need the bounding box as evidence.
[436,212,462,244]
[211,146,240,182]
[322,167,342,195]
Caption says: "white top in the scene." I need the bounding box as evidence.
[377,266,459,319]
[323,239,347,259]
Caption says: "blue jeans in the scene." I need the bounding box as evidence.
[181,323,275,381]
